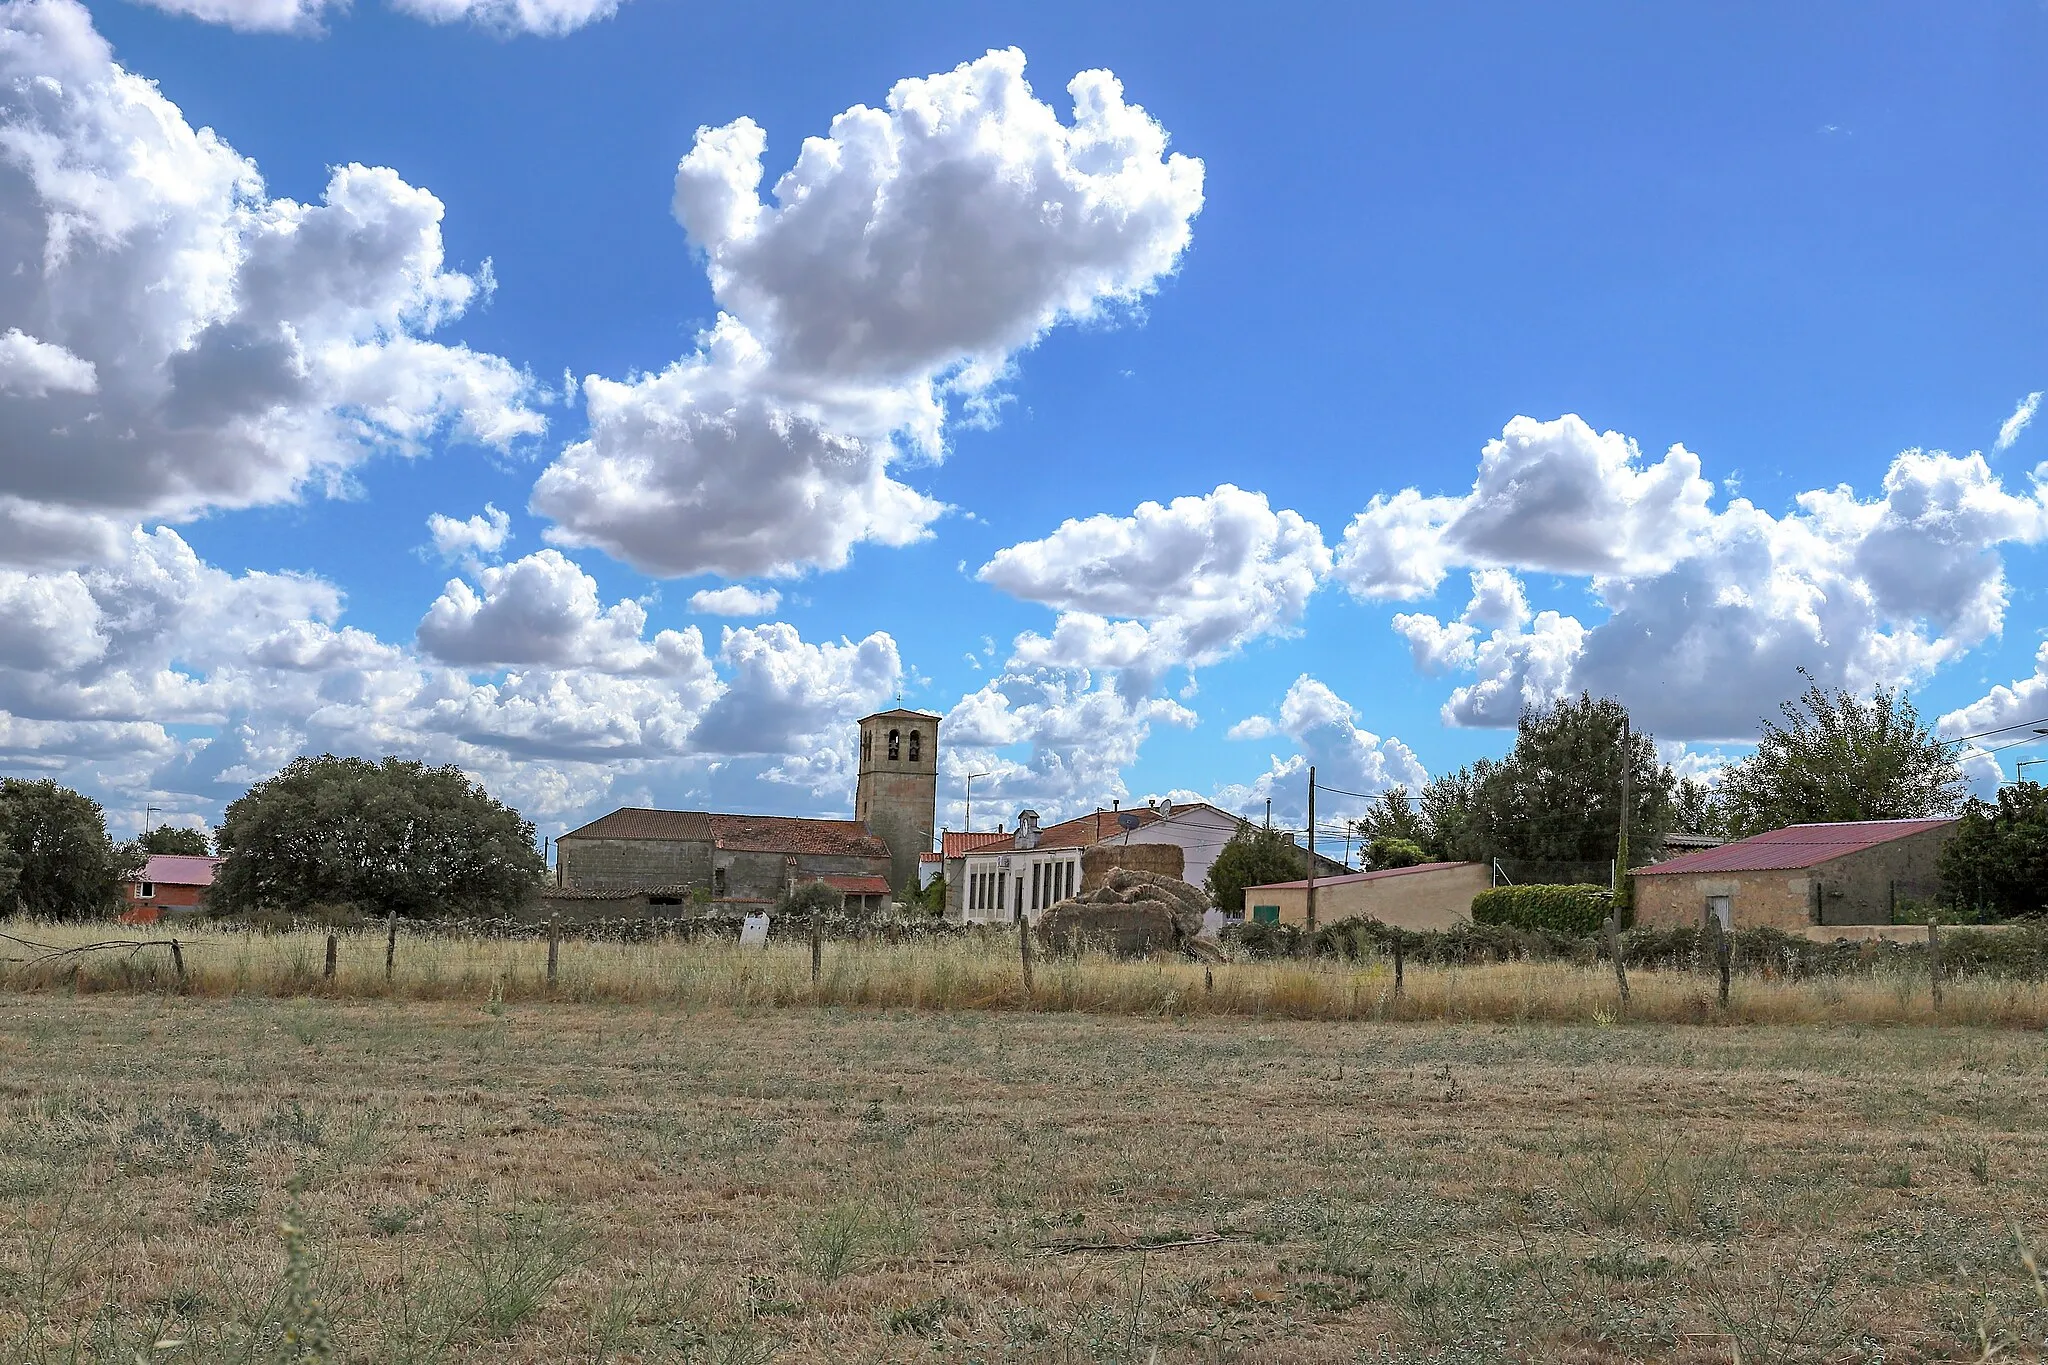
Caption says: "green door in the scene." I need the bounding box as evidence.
[1252,904,1280,925]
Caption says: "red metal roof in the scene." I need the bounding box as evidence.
[941,830,1012,859]
[1632,819,1957,876]
[135,855,221,888]
[819,874,892,896]
[1248,861,1478,892]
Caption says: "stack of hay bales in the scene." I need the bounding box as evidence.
[1036,868,1213,958]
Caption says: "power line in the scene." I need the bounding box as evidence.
[1955,715,2048,743]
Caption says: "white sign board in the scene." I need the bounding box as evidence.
[740,913,771,947]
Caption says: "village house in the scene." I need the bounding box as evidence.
[952,801,1344,925]
[1241,860,1491,929]
[1632,818,1958,931]
[119,853,222,925]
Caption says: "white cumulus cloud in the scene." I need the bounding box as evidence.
[0,0,542,567]
[687,585,782,617]
[1349,414,2048,740]
[534,47,1204,579]
[427,504,512,560]
[1211,675,1428,827]
[980,485,1328,684]
[129,0,624,34]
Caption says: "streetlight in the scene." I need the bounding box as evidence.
[2020,757,2046,784]
[963,772,992,832]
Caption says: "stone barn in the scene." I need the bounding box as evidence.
[1631,819,1958,931]
[554,809,892,906]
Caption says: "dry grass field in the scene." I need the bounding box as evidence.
[1,985,2045,1364]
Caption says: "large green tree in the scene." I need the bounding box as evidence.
[212,756,545,918]
[1937,784,2048,920]
[1205,822,1307,916]
[141,825,212,856]
[0,778,138,919]
[1407,695,1675,869]
[1355,786,1431,850]
[1716,677,1965,838]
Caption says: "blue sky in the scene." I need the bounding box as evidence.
[5,0,2048,844]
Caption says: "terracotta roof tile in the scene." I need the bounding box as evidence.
[942,830,1011,859]
[1632,819,1957,876]
[561,807,888,859]
[820,874,892,896]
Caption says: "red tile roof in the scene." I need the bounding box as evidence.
[919,850,943,864]
[1633,819,1957,876]
[561,808,887,859]
[135,855,221,888]
[1248,861,1478,891]
[942,830,1012,859]
[1004,807,1166,852]
[819,874,892,896]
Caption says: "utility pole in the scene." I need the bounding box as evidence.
[965,771,991,832]
[1306,766,1318,932]
[1614,718,1632,917]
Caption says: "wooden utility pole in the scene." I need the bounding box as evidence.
[1614,718,1632,916]
[1305,765,1319,932]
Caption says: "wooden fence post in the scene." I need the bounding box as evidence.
[1928,918,1944,1013]
[169,939,186,985]
[1605,915,1630,1007]
[1017,910,1036,998]
[1204,965,1214,995]
[546,914,560,987]
[810,910,822,988]
[385,913,397,983]
[1392,931,1406,997]
[1716,928,1732,1010]
[323,933,337,981]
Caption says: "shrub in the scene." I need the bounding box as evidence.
[1471,883,1616,936]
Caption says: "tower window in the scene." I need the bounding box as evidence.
[888,729,900,760]
[861,730,872,761]
[908,730,921,762]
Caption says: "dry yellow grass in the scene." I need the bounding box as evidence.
[0,992,2044,1364]
[4,917,2045,1030]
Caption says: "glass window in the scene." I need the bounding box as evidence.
[138,881,155,899]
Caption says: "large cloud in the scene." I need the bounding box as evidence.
[0,0,541,566]
[0,528,906,834]
[1216,675,1428,827]
[981,484,1329,683]
[128,0,624,35]
[534,47,1205,579]
[939,666,1194,829]
[1346,414,2048,740]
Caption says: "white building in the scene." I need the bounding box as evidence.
[956,801,1303,924]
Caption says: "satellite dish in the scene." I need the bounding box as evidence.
[1117,812,1140,831]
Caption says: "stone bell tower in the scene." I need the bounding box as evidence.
[855,708,940,895]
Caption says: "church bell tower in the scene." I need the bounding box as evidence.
[855,708,940,895]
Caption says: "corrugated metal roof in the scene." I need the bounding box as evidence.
[137,855,220,888]
[1633,819,1957,876]
[1248,861,1479,892]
